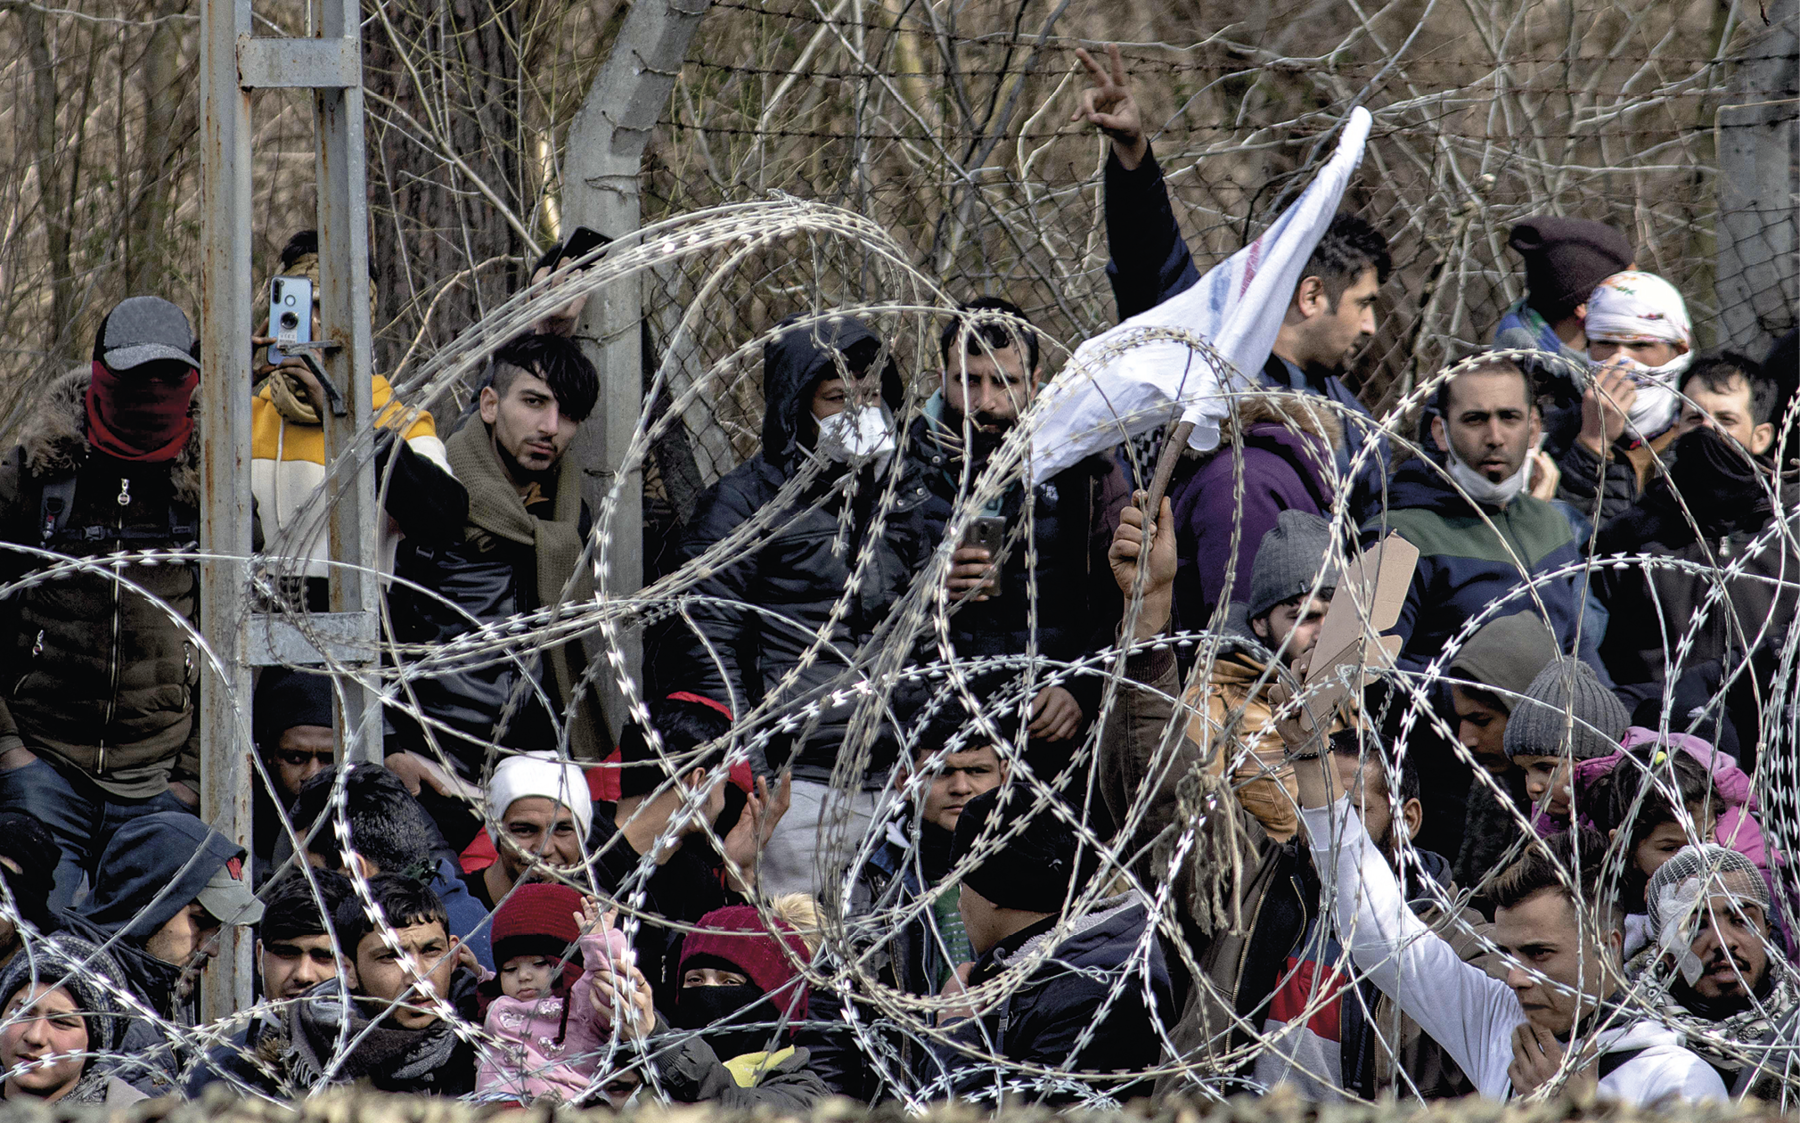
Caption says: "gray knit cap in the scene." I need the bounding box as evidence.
[1502,656,1630,760]
[1246,509,1339,621]
[1448,613,1559,715]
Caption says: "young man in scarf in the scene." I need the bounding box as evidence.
[0,297,215,911]
[1554,271,1695,522]
[270,875,479,1096]
[388,332,604,781]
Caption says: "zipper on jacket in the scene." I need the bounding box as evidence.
[98,476,129,771]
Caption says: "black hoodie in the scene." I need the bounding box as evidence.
[1595,427,1800,695]
[651,315,932,783]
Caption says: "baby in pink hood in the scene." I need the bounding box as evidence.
[474,883,634,1103]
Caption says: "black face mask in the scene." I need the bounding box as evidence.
[671,983,788,1060]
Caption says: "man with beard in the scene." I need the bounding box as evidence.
[922,299,1121,750]
[1636,845,1794,1093]
[59,812,264,1095]
[1370,358,1592,857]
[1073,46,1392,518]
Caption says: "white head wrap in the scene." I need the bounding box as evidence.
[1584,271,1694,438]
[1645,843,1770,987]
[486,752,594,844]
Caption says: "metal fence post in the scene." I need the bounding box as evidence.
[1714,0,1799,356]
[562,0,712,741]
[198,0,256,1019]
[315,0,382,763]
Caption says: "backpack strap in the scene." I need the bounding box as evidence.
[37,474,77,546]
[1596,1046,1650,1080]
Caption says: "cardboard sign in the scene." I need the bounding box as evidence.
[1289,533,1419,735]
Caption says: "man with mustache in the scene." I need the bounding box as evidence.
[917,299,1120,750]
[1637,844,1795,1094]
[1370,358,1595,857]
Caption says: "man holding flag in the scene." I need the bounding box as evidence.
[1073,45,1393,520]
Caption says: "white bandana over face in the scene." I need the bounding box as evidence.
[1584,271,1694,440]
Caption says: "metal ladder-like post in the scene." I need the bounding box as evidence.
[199,0,380,1018]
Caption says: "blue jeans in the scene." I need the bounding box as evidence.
[0,756,195,912]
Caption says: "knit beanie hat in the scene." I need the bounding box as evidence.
[1448,613,1560,714]
[486,752,595,844]
[679,906,812,1017]
[1503,656,1630,760]
[490,882,584,967]
[1508,217,1633,319]
[951,787,1096,914]
[253,667,335,752]
[1246,509,1340,622]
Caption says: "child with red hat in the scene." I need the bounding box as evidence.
[474,883,634,1103]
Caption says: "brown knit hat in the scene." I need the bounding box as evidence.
[1508,217,1633,319]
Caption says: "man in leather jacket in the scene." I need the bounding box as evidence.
[387,332,603,779]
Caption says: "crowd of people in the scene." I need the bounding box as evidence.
[0,44,1793,1110]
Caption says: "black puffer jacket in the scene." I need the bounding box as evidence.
[908,400,1117,700]
[1594,429,1800,692]
[651,316,932,784]
[928,897,1175,1104]
[0,369,203,798]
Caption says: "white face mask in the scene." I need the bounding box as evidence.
[814,403,896,464]
[1444,442,1531,508]
[1591,351,1693,440]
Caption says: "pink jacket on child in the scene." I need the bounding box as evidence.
[476,928,633,1103]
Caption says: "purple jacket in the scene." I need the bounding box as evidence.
[1168,403,1338,629]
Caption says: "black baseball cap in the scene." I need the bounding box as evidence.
[93,296,198,372]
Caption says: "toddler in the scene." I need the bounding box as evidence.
[475,883,633,1103]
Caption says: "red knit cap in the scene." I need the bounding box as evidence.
[678,906,812,1017]
[491,882,584,967]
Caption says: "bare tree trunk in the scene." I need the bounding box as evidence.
[126,0,185,297]
[19,1,72,367]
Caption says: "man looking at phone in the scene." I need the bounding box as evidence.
[918,298,1121,747]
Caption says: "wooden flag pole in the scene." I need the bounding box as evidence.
[1141,419,1196,518]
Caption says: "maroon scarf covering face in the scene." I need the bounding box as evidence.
[85,360,197,463]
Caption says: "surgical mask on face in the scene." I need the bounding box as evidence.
[1591,351,1693,440]
[1444,443,1531,508]
[814,403,896,464]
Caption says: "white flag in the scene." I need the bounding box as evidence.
[1026,106,1373,485]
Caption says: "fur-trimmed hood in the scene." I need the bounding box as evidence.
[16,366,202,504]
[1203,391,1344,455]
